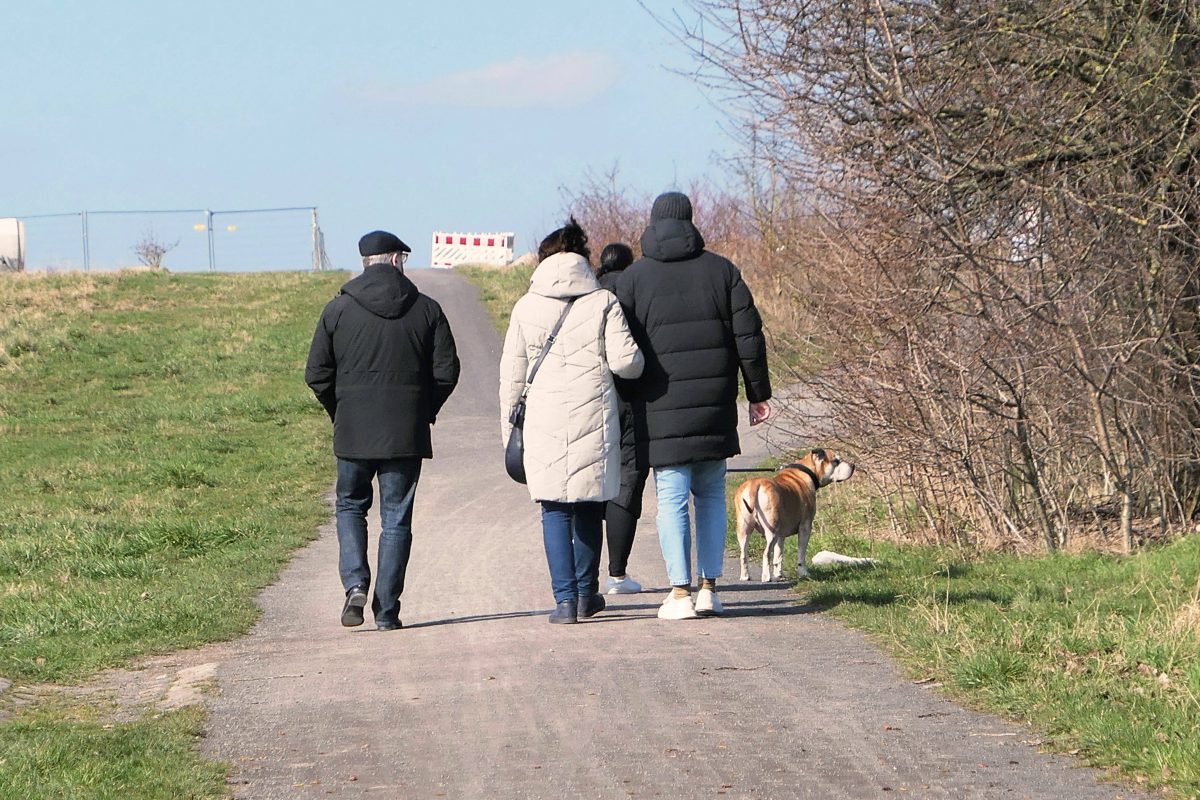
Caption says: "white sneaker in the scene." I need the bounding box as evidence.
[695,587,723,616]
[658,592,698,620]
[605,575,643,594]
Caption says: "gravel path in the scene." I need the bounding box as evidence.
[203,270,1141,799]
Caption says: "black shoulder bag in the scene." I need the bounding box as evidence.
[505,299,576,484]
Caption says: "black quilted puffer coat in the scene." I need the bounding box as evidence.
[614,219,771,468]
[305,264,460,459]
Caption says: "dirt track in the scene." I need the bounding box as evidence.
[202,270,1141,799]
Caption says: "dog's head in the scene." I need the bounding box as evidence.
[782,448,856,488]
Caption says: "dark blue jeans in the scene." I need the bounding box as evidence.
[335,457,422,624]
[540,501,604,603]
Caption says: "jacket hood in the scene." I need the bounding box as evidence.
[639,218,706,262]
[528,252,601,299]
[340,263,418,319]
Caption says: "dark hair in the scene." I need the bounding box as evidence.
[537,216,590,263]
[597,242,634,276]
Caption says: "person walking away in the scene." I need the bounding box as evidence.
[305,230,460,631]
[500,219,643,624]
[615,192,772,620]
[595,242,649,595]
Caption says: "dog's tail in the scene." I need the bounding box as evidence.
[810,550,878,568]
[742,484,779,538]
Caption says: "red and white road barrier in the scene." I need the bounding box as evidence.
[431,231,514,268]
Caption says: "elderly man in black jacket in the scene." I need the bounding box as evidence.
[615,192,771,621]
[305,231,460,631]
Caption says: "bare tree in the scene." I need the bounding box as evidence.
[134,230,179,270]
[559,165,649,255]
[676,1,1200,551]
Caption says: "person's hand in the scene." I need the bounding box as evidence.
[749,401,771,426]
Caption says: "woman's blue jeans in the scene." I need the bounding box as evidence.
[654,459,727,587]
[335,457,422,624]
[540,501,604,603]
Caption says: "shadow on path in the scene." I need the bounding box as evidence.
[394,593,818,628]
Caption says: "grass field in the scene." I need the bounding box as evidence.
[0,268,346,799]
[463,264,1200,798]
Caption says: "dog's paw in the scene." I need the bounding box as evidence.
[795,567,811,580]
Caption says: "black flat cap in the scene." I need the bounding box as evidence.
[358,230,411,256]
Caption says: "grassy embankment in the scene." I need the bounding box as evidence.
[0,269,345,799]
[462,263,1200,799]
[456,262,534,332]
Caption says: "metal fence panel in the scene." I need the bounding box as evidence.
[211,208,318,272]
[0,206,330,272]
[14,213,86,272]
[86,209,209,271]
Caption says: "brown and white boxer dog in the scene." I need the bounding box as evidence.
[734,449,860,582]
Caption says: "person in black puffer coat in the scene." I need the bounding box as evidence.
[614,192,772,621]
[596,242,648,596]
[306,230,460,632]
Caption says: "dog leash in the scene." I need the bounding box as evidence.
[726,464,808,473]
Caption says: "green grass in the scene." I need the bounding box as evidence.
[728,474,1200,798]
[0,272,105,370]
[456,262,534,332]
[0,268,346,797]
[0,704,226,800]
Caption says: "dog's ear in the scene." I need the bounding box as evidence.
[810,448,827,463]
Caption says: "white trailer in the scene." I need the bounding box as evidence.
[0,218,24,272]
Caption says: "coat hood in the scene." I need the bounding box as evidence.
[639,218,706,263]
[340,264,418,319]
[528,252,600,299]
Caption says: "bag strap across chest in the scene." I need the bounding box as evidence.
[520,298,576,400]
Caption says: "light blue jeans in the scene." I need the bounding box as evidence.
[654,459,727,587]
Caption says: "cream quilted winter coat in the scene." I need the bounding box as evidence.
[500,252,644,502]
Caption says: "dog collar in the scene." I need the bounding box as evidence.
[780,463,822,491]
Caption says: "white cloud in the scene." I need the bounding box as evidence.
[358,52,619,109]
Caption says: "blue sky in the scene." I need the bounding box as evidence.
[1,1,736,270]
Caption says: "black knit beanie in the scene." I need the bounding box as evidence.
[650,192,694,222]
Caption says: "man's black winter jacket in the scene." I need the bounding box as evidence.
[614,219,771,468]
[305,265,460,459]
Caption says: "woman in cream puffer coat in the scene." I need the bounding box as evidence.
[500,220,643,623]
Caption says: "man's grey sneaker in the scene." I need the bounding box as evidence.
[604,575,643,594]
[340,586,368,627]
[376,619,402,631]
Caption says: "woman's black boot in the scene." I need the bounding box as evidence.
[549,599,578,624]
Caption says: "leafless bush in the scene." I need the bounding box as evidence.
[561,164,823,363]
[133,230,179,270]
[560,166,650,255]
[678,1,1200,551]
